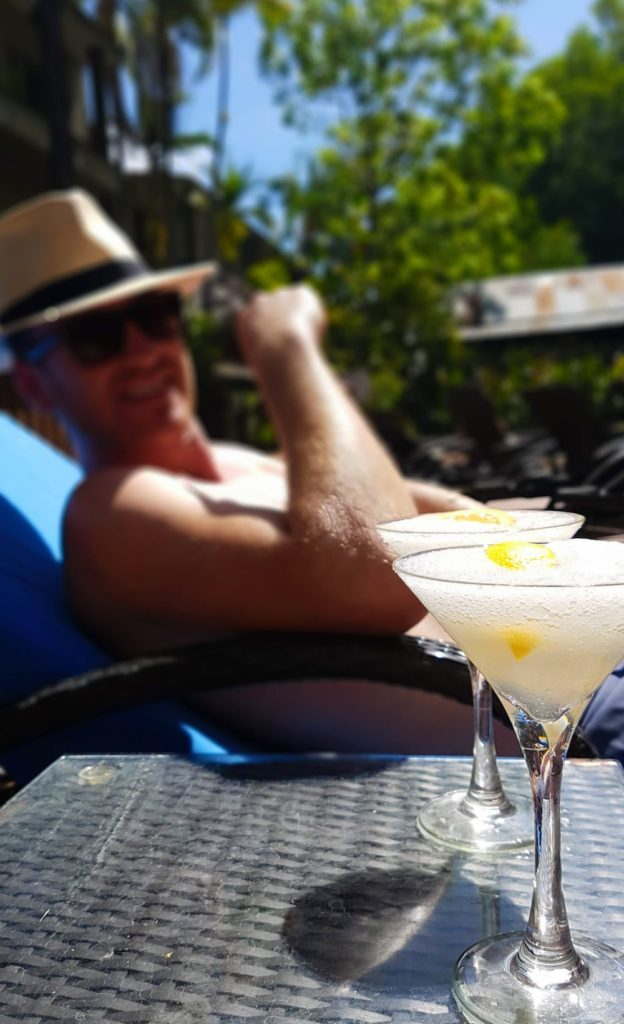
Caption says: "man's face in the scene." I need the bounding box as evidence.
[16,290,199,467]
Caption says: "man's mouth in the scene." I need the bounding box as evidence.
[118,375,176,403]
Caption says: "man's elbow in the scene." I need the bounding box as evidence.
[358,590,424,635]
[318,565,425,635]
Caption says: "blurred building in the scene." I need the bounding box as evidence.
[0,0,284,446]
[0,0,122,213]
[0,0,280,266]
[455,266,624,345]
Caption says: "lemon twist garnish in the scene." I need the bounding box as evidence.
[485,541,557,571]
[435,508,516,526]
[502,628,539,660]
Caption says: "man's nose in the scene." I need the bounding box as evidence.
[122,319,160,359]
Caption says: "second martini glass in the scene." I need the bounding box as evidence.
[378,509,584,853]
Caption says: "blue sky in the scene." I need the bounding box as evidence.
[178,0,595,183]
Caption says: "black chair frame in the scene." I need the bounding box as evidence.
[0,634,597,767]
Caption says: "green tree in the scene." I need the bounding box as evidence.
[258,0,581,431]
[531,0,624,264]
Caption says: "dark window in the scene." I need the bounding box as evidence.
[134,208,147,253]
[0,48,42,112]
[82,48,107,156]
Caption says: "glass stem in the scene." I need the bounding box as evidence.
[511,713,588,989]
[463,661,512,814]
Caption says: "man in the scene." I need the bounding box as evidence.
[1,188,492,753]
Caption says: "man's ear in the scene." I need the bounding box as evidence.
[11,362,54,412]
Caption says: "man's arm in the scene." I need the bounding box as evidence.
[64,287,424,654]
[238,288,416,543]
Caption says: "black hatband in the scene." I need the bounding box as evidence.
[1,258,148,328]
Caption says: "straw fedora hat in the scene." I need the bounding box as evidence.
[0,188,217,338]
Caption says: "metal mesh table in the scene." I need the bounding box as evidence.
[0,754,622,1022]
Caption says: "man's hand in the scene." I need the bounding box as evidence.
[236,285,327,367]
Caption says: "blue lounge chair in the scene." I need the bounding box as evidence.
[0,411,617,787]
[0,413,472,784]
[0,411,247,783]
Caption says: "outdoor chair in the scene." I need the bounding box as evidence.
[524,384,614,482]
[0,410,253,785]
[0,411,610,799]
[451,385,624,508]
[519,385,624,530]
[0,631,600,797]
[405,386,555,496]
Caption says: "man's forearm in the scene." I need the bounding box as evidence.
[233,286,422,632]
[252,323,414,539]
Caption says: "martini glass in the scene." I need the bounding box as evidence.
[395,538,624,1024]
[378,509,584,853]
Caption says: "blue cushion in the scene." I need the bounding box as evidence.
[0,413,106,696]
[0,412,249,783]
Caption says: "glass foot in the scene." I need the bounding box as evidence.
[416,789,533,853]
[453,931,624,1024]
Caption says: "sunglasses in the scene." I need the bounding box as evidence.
[14,291,183,366]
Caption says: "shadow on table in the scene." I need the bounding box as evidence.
[198,753,408,781]
[283,858,526,991]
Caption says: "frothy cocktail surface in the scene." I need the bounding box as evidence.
[378,509,582,558]
[395,539,624,723]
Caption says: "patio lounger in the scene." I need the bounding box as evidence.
[0,413,608,790]
[0,412,249,784]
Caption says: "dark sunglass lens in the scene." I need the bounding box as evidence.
[132,292,182,338]
[64,310,125,365]
[56,291,182,364]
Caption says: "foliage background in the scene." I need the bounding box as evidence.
[95,0,624,449]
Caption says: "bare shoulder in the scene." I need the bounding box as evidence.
[63,467,214,602]
[211,441,285,479]
[67,466,187,518]
[63,463,285,597]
